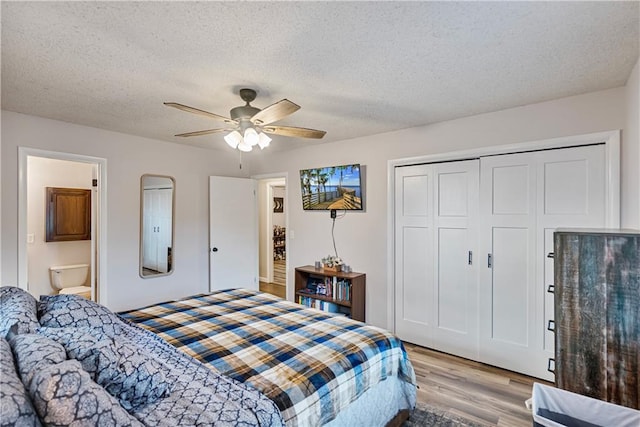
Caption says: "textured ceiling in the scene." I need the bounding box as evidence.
[2,1,639,153]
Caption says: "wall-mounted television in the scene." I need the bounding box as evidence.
[299,163,363,210]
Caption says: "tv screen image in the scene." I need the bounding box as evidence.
[299,163,363,210]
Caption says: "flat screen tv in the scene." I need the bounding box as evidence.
[299,163,363,210]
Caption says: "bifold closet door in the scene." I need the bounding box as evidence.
[479,145,606,380]
[394,160,479,358]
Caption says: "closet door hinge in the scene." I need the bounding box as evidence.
[487,253,492,268]
[468,251,473,265]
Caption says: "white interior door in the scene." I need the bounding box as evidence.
[394,164,434,347]
[479,152,538,376]
[156,188,173,273]
[431,160,479,359]
[394,160,479,358]
[479,144,606,380]
[209,176,258,291]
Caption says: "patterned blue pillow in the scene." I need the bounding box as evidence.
[39,327,172,410]
[0,286,39,336]
[38,294,122,337]
[28,359,143,426]
[0,338,42,427]
[6,332,67,388]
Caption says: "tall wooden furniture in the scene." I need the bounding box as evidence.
[294,265,366,322]
[553,229,639,409]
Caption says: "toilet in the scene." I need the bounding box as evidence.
[49,264,91,299]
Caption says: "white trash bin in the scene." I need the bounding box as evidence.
[527,383,640,427]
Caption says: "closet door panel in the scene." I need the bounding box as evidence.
[431,160,479,359]
[479,152,539,376]
[536,145,606,368]
[402,227,431,325]
[437,227,468,333]
[395,165,434,347]
[490,227,530,345]
[491,164,530,215]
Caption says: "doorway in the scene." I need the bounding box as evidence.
[18,148,106,303]
[256,176,288,299]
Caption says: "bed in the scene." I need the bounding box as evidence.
[119,288,416,426]
[1,286,415,426]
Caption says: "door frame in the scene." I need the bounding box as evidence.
[386,130,621,331]
[252,172,289,299]
[17,147,108,303]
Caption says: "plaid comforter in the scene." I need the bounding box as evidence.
[119,289,416,426]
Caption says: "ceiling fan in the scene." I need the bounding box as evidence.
[165,88,326,152]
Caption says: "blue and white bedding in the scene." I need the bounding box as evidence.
[1,286,415,426]
[0,286,283,427]
[119,288,417,426]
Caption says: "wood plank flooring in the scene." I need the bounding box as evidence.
[273,259,286,285]
[259,281,286,299]
[405,343,552,426]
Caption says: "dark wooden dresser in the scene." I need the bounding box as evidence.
[553,229,639,409]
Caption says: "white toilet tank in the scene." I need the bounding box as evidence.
[49,264,89,290]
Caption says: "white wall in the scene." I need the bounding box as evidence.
[2,82,637,323]
[2,111,249,312]
[624,58,640,229]
[27,157,93,298]
[250,86,631,328]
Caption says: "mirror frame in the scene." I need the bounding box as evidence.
[139,174,175,278]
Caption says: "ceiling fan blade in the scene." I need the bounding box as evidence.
[174,128,231,137]
[164,102,235,124]
[250,99,300,125]
[263,125,326,139]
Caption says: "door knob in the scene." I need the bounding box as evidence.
[212,247,218,252]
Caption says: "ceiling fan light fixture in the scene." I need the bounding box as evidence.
[237,140,253,152]
[224,130,242,149]
[257,132,272,149]
[244,127,259,146]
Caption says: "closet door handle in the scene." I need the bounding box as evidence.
[487,254,492,268]
[468,251,473,265]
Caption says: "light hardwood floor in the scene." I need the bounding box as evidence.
[259,281,286,299]
[405,343,551,426]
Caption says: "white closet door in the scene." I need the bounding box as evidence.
[142,189,157,270]
[479,145,606,380]
[394,164,434,347]
[536,145,606,367]
[479,152,538,376]
[431,160,479,359]
[395,160,479,357]
[156,188,173,273]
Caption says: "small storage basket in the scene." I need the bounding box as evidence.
[527,383,640,427]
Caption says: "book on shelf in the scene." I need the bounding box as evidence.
[297,296,339,313]
[302,276,351,302]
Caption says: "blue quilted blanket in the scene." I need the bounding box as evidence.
[119,289,416,426]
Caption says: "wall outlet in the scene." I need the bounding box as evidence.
[290,230,295,239]
[27,233,35,244]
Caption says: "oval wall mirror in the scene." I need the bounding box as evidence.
[139,174,175,278]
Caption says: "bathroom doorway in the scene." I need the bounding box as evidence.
[256,175,288,300]
[18,148,106,302]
